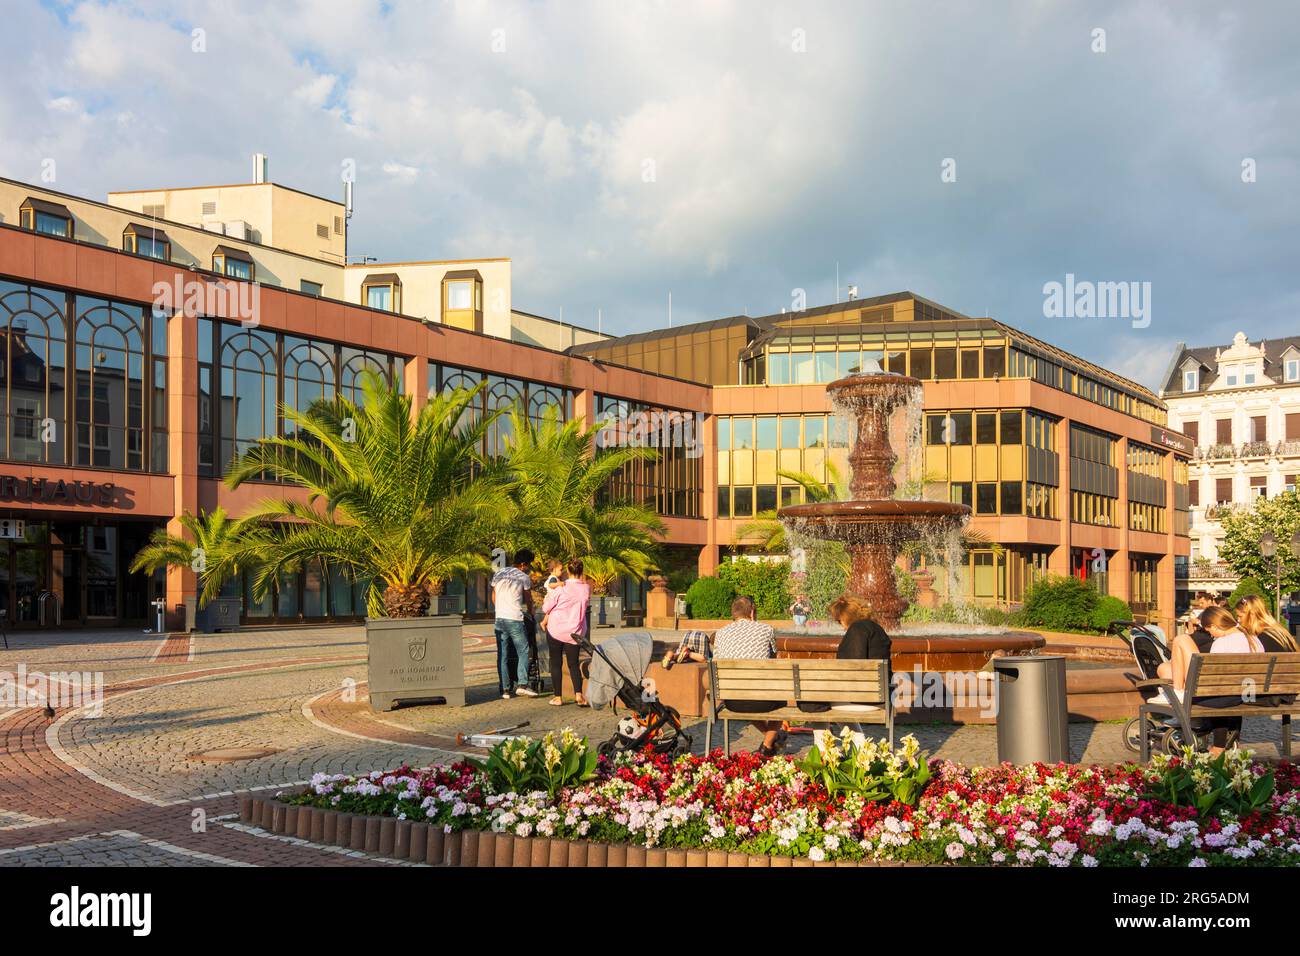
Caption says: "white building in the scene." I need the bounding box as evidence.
[1160,332,1300,594]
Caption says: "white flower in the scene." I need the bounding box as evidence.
[808,846,826,862]
[1188,857,1207,867]
[945,842,966,860]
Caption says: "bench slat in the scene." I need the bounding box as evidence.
[1186,677,1300,693]
[1187,705,1300,717]
[715,706,889,724]
[1194,662,1300,675]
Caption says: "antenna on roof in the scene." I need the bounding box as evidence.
[597,308,602,335]
[252,153,269,184]
[668,291,673,328]
[344,180,354,221]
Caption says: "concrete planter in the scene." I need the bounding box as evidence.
[430,594,465,616]
[195,596,241,633]
[366,614,465,710]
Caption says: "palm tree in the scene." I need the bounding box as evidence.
[128,506,265,606]
[735,464,846,552]
[224,372,511,618]
[500,405,665,578]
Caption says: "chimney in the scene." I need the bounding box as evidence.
[252,153,269,184]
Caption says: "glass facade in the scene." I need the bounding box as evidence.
[0,281,167,473]
[428,362,575,459]
[198,318,405,477]
[1069,424,1119,527]
[715,413,849,518]
[923,408,1058,518]
[596,395,703,519]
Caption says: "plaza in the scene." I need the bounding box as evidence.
[0,623,1294,867]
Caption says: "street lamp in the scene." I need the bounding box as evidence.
[1258,531,1300,615]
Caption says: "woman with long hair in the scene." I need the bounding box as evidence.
[1192,606,1264,754]
[1233,594,1299,652]
[542,558,590,707]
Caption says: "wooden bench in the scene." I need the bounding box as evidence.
[1138,653,1300,761]
[705,657,893,756]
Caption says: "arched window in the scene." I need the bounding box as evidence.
[283,337,336,437]
[74,297,144,470]
[486,376,524,457]
[219,328,277,470]
[339,348,387,405]
[0,282,66,463]
[527,385,568,428]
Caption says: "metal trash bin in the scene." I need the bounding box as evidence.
[993,655,1070,764]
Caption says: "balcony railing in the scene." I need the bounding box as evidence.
[1193,440,1300,461]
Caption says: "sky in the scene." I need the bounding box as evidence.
[6,0,1299,393]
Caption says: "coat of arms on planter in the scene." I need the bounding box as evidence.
[408,637,427,662]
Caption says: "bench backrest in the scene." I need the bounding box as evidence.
[1186,653,1300,699]
[710,658,889,706]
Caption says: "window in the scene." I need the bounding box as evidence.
[1287,359,1300,383]
[1245,367,1257,385]
[1000,410,1022,444]
[1225,366,1238,387]
[1000,480,1022,514]
[300,280,323,296]
[1216,419,1232,445]
[1216,477,1232,505]
[1183,369,1198,392]
[212,245,255,280]
[361,274,401,313]
[122,224,170,260]
[0,282,68,464]
[73,297,149,471]
[19,198,74,238]
[976,482,997,514]
[1183,420,1198,444]
[1250,476,1267,499]
[975,413,997,444]
[446,281,473,311]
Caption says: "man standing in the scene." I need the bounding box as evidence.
[492,549,539,699]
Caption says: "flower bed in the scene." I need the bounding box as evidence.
[272,730,1300,867]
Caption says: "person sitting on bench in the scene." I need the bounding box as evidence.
[712,595,784,757]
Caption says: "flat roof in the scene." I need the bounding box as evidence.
[107,180,345,208]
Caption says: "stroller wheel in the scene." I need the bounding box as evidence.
[1121,717,1144,754]
[1159,725,1209,755]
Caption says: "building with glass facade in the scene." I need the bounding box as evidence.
[0,171,1189,631]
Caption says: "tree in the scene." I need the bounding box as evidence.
[128,506,266,607]
[225,372,511,618]
[500,405,664,582]
[1219,492,1300,598]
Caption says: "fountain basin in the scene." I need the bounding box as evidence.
[779,499,969,543]
[776,630,1045,671]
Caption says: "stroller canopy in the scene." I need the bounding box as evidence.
[585,631,654,710]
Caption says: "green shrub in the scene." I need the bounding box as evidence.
[718,558,791,619]
[803,542,848,619]
[1228,577,1274,616]
[666,568,696,596]
[1090,595,1133,631]
[684,575,736,619]
[1020,575,1099,631]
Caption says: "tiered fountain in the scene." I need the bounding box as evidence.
[778,372,1043,672]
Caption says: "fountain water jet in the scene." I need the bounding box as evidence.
[778,373,968,630]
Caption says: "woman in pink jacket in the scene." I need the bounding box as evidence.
[542,559,592,706]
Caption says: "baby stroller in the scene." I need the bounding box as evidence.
[577,631,690,758]
[1109,620,1211,754]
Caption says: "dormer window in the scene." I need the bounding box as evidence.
[19,197,73,238]
[122,223,170,260]
[1224,365,1238,387]
[441,269,483,333]
[1244,365,1257,385]
[361,273,401,313]
[212,245,255,280]
[1287,358,1300,383]
[1183,369,1199,392]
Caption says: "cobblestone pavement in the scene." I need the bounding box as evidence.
[1,623,1293,866]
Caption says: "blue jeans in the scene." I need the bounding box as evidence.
[793,614,808,628]
[495,618,530,691]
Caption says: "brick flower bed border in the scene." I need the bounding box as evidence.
[240,793,935,868]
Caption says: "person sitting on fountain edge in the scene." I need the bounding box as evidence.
[712,594,785,756]
[829,593,891,663]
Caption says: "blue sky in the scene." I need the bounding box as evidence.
[8,0,1300,391]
